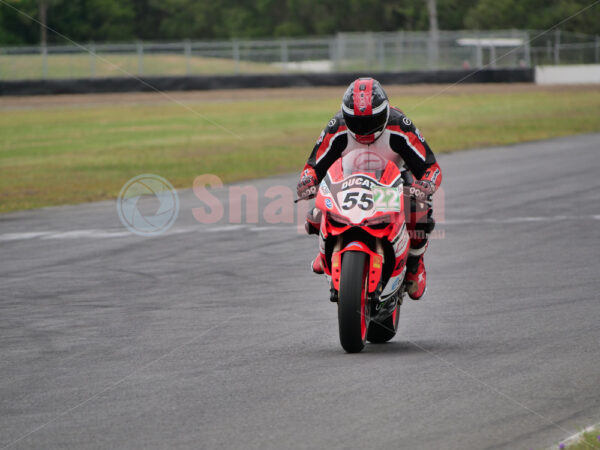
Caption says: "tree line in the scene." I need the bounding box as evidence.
[0,0,598,45]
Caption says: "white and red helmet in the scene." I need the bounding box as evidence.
[341,77,390,145]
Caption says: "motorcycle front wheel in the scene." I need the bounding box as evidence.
[338,251,369,353]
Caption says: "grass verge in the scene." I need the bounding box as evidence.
[1,84,599,213]
[0,53,279,80]
[558,427,600,449]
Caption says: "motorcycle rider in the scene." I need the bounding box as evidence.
[297,77,442,300]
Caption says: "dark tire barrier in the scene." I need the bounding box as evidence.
[0,69,534,96]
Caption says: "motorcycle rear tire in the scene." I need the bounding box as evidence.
[367,304,400,344]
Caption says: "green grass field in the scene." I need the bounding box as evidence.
[1,84,599,213]
[0,53,468,81]
[0,53,280,80]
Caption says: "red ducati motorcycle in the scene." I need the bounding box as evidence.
[300,152,412,353]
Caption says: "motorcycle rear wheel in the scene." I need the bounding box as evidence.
[338,251,369,353]
[367,301,400,344]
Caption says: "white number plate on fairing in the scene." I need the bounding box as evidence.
[372,186,402,212]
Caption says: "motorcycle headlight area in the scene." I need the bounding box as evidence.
[328,212,391,228]
[327,213,352,228]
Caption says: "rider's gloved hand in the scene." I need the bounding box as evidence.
[407,179,436,203]
[297,166,319,200]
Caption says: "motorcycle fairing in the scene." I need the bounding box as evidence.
[315,158,409,301]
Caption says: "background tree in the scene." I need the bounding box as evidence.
[0,0,598,45]
[464,0,600,34]
[0,0,40,44]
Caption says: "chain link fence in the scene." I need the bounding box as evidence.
[1,30,598,81]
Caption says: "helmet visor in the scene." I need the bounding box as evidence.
[343,107,389,136]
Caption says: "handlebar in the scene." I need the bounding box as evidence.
[294,193,315,203]
[294,185,318,203]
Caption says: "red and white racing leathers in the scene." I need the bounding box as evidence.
[303,107,442,288]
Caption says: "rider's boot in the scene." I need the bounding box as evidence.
[305,207,325,274]
[405,241,428,300]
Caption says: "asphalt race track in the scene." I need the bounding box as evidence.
[1,134,599,450]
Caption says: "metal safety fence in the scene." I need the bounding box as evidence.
[1,30,598,80]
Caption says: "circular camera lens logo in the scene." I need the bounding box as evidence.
[117,174,179,236]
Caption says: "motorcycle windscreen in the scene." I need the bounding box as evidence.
[342,149,388,179]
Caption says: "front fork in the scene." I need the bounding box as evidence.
[329,237,385,299]
[327,237,403,323]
